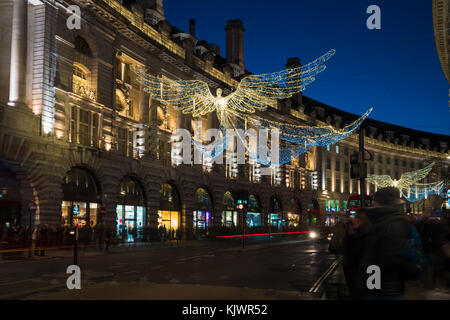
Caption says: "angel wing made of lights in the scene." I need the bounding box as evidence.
[367,162,435,189]
[131,49,336,121]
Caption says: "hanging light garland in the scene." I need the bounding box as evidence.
[400,181,448,202]
[367,162,448,202]
[133,49,370,164]
[131,49,336,119]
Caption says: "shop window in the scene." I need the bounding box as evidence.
[193,188,212,231]
[247,194,262,227]
[222,211,237,227]
[62,167,100,227]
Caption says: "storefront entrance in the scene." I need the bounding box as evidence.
[247,194,262,227]
[62,167,100,227]
[193,188,213,237]
[222,191,237,227]
[116,177,146,242]
[269,196,283,229]
[158,183,180,239]
[288,198,302,227]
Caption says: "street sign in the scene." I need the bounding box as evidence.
[28,202,37,213]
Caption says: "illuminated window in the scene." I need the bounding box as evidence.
[70,106,100,147]
[79,109,90,146]
[118,127,133,157]
[335,145,339,153]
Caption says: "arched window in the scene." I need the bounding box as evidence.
[118,177,145,206]
[74,36,92,57]
[223,191,235,210]
[270,196,282,213]
[116,177,146,242]
[73,65,87,81]
[63,167,99,201]
[159,183,180,210]
[72,64,95,100]
[193,188,213,232]
[248,194,261,212]
[194,188,212,209]
[222,191,237,227]
[158,183,180,233]
[247,194,262,227]
[62,167,100,227]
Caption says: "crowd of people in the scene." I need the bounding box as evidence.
[0,223,187,257]
[329,187,450,299]
[0,224,117,256]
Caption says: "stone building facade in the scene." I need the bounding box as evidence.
[0,0,448,239]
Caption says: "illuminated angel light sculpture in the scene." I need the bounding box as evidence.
[133,50,336,123]
[366,162,448,202]
[132,49,372,165]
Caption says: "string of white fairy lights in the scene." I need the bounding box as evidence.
[366,163,448,202]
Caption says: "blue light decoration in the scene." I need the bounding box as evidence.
[401,181,449,202]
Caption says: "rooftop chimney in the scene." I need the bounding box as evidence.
[286,57,301,69]
[189,19,195,37]
[225,20,245,72]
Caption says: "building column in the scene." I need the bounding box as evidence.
[8,0,28,107]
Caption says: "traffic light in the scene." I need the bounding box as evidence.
[236,190,249,210]
[350,153,367,179]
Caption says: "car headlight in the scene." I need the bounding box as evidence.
[309,231,317,239]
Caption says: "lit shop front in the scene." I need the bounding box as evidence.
[269,196,283,229]
[61,167,100,227]
[246,194,262,227]
[306,199,320,226]
[158,183,180,232]
[116,177,146,242]
[222,191,237,227]
[288,199,302,227]
[325,199,339,227]
[193,188,213,235]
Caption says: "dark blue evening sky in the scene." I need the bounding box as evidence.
[163,0,449,136]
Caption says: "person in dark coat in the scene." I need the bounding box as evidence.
[343,208,372,299]
[413,216,449,290]
[359,187,414,300]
